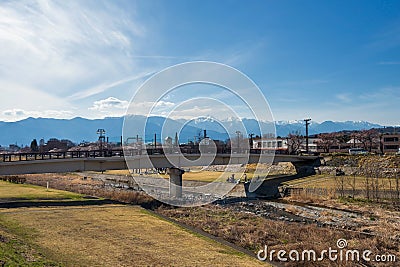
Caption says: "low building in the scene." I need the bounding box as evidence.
[381,133,400,153]
[302,137,320,153]
[252,137,288,154]
[8,144,20,152]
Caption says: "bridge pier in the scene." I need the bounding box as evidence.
[291,158,322,176]
[167,167,184,198]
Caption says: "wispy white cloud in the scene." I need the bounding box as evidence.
[0,0,147,121]
[126,100,176,116]
[2,108,74,122]
[359,86,400,101]
[69,71,154,100]
[89,97,129,111]
[335,93,352,103]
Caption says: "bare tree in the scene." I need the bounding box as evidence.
[362,162,383,202]
[316,132,338,153]
[395,169,400,201]
[371,172,380,201]
[335,174,346,198]
[387,174,394,201]
[347,173,357,198]
[356,129,380,152]
[359,165,371,200]
[364,174,371,201]
[286,131,304,155]
[336,133,351,144]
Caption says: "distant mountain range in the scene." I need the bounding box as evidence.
[0,116,384,147]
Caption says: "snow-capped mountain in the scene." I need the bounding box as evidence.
[0,116,384,146]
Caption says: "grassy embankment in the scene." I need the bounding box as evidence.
[283,174,400,190]
[0,180,267,266]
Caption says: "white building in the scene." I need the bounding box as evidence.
[252,136,320,153]
[252,138,288,153]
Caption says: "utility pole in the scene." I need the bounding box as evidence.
[249,133,255,149]
[304,119,311,153]
[379,133,384,155]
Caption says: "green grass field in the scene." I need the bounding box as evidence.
[0,180,83,201]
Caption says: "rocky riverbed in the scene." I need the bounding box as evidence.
[227,200,368,230]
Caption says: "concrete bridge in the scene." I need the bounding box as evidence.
[0,153,321,199]
[0,153,319,175]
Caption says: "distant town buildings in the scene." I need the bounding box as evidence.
[382,133,400,153]
[1,128,399,155]
[251,131,400,154]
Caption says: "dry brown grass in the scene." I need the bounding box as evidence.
[285,174,400,190]
[0,205,266,266]
[100,166,286,183]
[0,181,267,266]
[102,169,247,183]
[287,188,337,203]
[158,205,400,267]
[6,173,400,266]
[21,173,155,207]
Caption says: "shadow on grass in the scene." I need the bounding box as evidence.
[0,198,118,208]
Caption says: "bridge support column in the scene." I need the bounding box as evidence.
[167,167,184,198]
[291,158,321,176]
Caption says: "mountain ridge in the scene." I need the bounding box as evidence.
[0,116,385,146]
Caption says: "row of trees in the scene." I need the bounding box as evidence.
[286,129,381,154]
[286,131,304,155]
[29,138,75,153]
[317,129,380,153]
[334,164,400,202]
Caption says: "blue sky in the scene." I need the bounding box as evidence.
[0,0,399,125]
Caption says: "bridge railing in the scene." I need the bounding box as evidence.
[0,147,293,163]
[0,149,125,163]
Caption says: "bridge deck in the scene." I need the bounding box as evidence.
[0,153,319,176]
